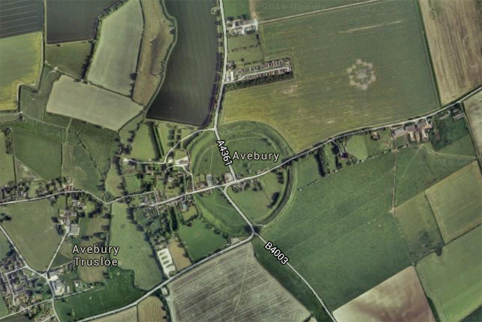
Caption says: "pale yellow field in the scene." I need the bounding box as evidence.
[168,238,191,271]
[0,32,42,111]
[46,75,142,131]
[137,296,167,322]
[334,266,435,322]
[419,0,482,104]
[87,0,143,96]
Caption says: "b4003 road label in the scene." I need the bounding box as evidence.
[217,140,233,166]
[264,241,288,265]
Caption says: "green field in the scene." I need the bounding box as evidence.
[45,41,92,79]
[0,32,42,111]
[223,0,250,18]
[1,200,62,271]
[55,267,144,322]
[228,172,287,223]
[106,163,124,197]
[0,294,8,318]
[227,34,264,66]
[345,135,368,160]
[87,0,143,96]
[252,0,367,20]
[252,238,331,321]
[189,131,227,178]
[111,203,163,290]
[395,143,476,206]
[46,76,143,131]
[63,144,103,197]
[195,190,248,236]
[425,162,482,243]
[431,112,472,151]
[12,122,63,180]
[190,122,291,179]
[362,130,393,157]
[0,232,10,262]
[438,134,477,157]
[129,123,159,161]
[178,217,229,262]
[394,192,443,262]
[262,153,412,309]
[124,175,141,194]
[0,132,15,186]
[416,225,482,322]
[19,66,71,127]
[222,0,439,152]
[70,121,120,174]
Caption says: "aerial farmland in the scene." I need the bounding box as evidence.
[133,0,175,105]
[334,267,436,322]
[222,0,439,152]
[419,0,482,104]
[0,0,43,39]
[46,0,120,43]
[0,32,42,111]
[425,162,482,243]
[168,243,311,322]
[46,76,143,131]
[464,90,482,157]
[0,0,481,321]
[147,0,219,125]
[417,225,482,322]
[250,0,368,20]
[87,0,143,96]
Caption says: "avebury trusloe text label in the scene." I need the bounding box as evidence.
[72,244,119,267]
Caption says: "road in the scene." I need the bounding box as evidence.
[213,0,237,181]
[1,2,481,321]
[63,83,482,322]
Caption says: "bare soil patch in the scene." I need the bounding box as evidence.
[168,237,191,271]
[419,0,482,104]
[334,266,436,322]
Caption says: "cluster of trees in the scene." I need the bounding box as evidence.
[225,72,294,91]
[2,128,12,154]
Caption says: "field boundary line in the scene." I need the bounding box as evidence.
[46,229,69,272]
[259,0,384,25]
[255,233,337,322]
[219,184,336,322]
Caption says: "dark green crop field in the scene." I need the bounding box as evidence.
[45,41,92,79]
[46,0,120,43]
[147,0,219,125]
[0,0,43,39]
